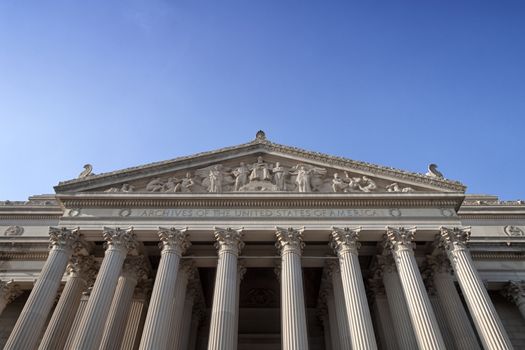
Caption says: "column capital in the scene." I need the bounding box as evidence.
[238,261,247,281]
[439,226,471,252]
[158,227,190,255]
[367,279,386,298]
[103,227,138,255]
[376,254,397,275]
[66,255,98,285]
[330,226,361,256]
[214,227,244,254]
[0,279,22,305]
[384,226,416,253]
[49,227,85,253]
[275,226,305,255]
[501,281,525,306]
[122,256,150,283]
[426,253,453,275]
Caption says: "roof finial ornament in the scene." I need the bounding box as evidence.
[255,130,266,140]
[426,163,444,178]
[78,164,94,178]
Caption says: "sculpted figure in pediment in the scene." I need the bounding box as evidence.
[179,172,195,193]
[105,184,135,193]
[386,182,415,193]
[233,162,250,191]
[272,162,287,191]
[291,164,326,192]
[195,164,233,193]
[332,173,349,192]
[249,156,272,182]
[146,178,165,192]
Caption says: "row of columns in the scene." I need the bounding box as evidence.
[2,225,521,350]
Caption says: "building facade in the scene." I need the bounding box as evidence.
[1,131,524,350]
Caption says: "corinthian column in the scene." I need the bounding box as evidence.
[39,255,97,350]
[439,226,513,350]
[275,227,309,350]
[70,227,138,350]
[5,227,83,350]
[0,280,22,316]
[326,261,352,350]
[426,254,481,350]
[168,260,195,348]
[502,281,525,320]
[100,256,149,350]
[384,227,446,350]
[374,254,418,349]
[331,227,377,350]
[139,227,190,350]
[207,227,244,350]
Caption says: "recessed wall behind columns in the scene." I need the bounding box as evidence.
[491,292,525,348]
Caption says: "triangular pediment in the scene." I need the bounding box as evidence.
[54,133,465,194]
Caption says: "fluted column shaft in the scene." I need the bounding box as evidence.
[100,256,147,350]
[5,227,82,350]
[326,292,341,350]
[70,227,137,350]
[276,227,309,350]
[385,227,446,350]
[440,227,513,350]
[429,255,481,350]
[331,227,377,349]
[188,310,203,350]
[178,291,196,350]
[139,227,190,350]
[328,264,353,350]
[169,261,194,348]
[380,260,419,350]
[39,256,96,350]
[319,313,332,350]
[207,227,244,350]
[371,293,397,350]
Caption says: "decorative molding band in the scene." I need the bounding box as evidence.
[58,196,463,209]
[471,251,525,260]
[0,252,49,260]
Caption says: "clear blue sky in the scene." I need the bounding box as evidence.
[1,1,524,200]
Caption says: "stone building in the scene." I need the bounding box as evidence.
[1,131,524,349]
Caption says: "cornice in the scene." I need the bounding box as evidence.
[55,192,465,210]
[54,136,465,193]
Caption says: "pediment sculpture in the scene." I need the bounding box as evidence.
[103,156,422,194]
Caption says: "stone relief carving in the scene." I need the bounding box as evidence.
[104,184,135,193]
[4,225,24,236]
[107,156,422,194]
[504,225,524,237]
[146,173,196,193]
[386,182,414,193]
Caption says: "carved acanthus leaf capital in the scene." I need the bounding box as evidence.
[0,280,22,305]
[238,260,247,281]
[330,226,361,256]
[158,227,190,255]
[103,227,138,255]
[501,281,525,305]
[375,254,397,275]
[67,255,98,285]
[439,226,471,252]
[122,256,150,282]
[426,254,453,275]
[384,226,416,252]
[48,227,83,252]
[214,227,244,254]
[275,226,305,254]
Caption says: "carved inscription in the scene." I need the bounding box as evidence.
[136,208,384,218]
